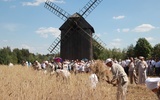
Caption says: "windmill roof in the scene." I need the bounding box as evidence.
[70,13,81,18]
[59,13,95,33]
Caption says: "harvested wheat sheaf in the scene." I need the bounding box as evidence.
[0,64,157,100]
[90,60,112,82]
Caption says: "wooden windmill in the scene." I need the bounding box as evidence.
[44,0,106,60]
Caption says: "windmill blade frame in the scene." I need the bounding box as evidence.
[44,0,71,21]
[48,24,75,54]
[79,0,103,18]
[48,16,106,54]
[75,22,106,50]
[44,0,106,60]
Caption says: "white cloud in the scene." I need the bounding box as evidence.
[22,0,45,6]
[1,23,18,32]
[134,37,155,47]
[2,40,8,42]
[117,28,130,33]
[113,15,125,20]
[36,27,60,38]
[145,37,154,41]
[116,28,130,33]
[113,38,121,42]
[22,0,65,6]
[2,0,13,1]
[109,42,121,48]
[117,28,120,32]
[21,44,36,54]
[21,44,34,50]
[134,38,138,42]
[20,44,49,54]
[108,38,122,48]
[122,28,130,32]
[133,24,155,32]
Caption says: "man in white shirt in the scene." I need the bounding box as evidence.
[125,58,130,76]
[105,58,128,100]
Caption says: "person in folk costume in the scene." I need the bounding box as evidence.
[125,58,130,76]
[128,57,138,84]
[105,58,129,100]
[89,70,99,89]
[138,56,148,85]
[88,60,99,89]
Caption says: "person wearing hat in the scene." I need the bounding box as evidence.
[105,58,129,100]
[128,57,138,84]
[145,77,160,99]
[138,56,148,85]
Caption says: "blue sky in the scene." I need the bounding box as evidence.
[1,0,160,54]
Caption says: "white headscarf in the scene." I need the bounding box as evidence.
[145,77,160,90]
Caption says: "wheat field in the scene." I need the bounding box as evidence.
[0,65,157,100]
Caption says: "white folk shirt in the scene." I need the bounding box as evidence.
[89,73,98,88]
[111,62,128,83]
[138,61,148,72]
[129,62,135,71]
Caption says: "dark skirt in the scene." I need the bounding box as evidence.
[156,89,160,100]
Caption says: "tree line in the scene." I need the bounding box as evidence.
[0,47,52,65]
[94,38,160,60]
[0,38,160,65]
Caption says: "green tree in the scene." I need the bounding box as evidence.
[134,38,152,59]
[111,48,123,60]
[0,47,13,65]
[21,49,30,61]
[121,48,127,59]
[126,44,135,58]
[93,45,101,60]
[11,52,18,64]
[96,49,109,60]
[28,53,36,63]
[152,43,160,58]
[13,48,23,64]
[93,40,102,60]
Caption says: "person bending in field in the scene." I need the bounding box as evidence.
[105,58,129,100]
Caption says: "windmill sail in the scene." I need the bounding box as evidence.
[44,0,71,21]
[79,0,103,18]
[48,35,61,54]
[92,34,106,50]
[48,26,74,54]
[44,0,106,57]
[76,23,106,50]
[44,0,73,53]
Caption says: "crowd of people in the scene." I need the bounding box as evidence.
[20,56,160,82]
[19,56,160,100]
[109,56,160,85]
[105,56,160,100]
[31,59,93,74]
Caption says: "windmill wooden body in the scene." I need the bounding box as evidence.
[44,0,106,60]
